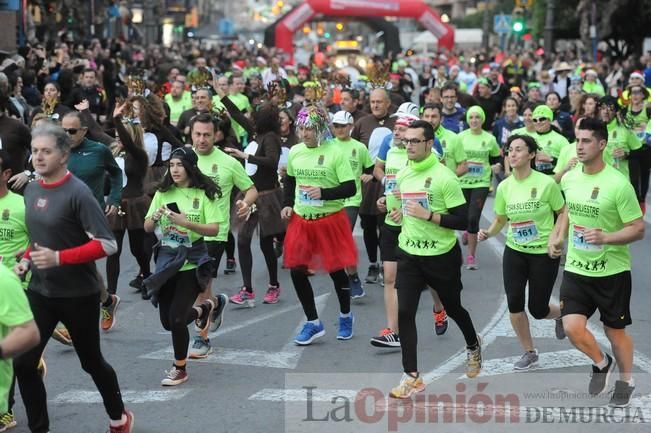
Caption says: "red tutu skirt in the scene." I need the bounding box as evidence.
[283,210,358,273]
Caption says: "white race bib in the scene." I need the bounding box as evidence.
[572,225,603,251]
[511,220,539,244]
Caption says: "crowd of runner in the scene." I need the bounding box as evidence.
[0,37,650,432]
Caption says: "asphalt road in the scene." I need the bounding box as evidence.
[10,197,651,433]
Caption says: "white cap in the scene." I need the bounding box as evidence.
[332,111,354,125]
[391,102,419,118]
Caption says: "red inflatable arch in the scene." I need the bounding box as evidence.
[276,0,454,59]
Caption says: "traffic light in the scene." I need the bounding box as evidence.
[512,9,526,37]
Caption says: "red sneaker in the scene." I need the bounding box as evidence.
[108,410,134,433]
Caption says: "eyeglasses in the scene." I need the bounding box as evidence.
[63,128,83,134]
[332,124,349,128]
[532,118,548,123]
[631,90,643,95]
[401,138,429,146]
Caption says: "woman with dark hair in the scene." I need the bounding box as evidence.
[30,80,71,122]
[545,91,574,140]
[478,134,566,370]
[224,103,285,305]
[104,101,153,318]
[492,97,524,149]
[279,108,298,148]
[573,93,599,123]
[143,147,225,386]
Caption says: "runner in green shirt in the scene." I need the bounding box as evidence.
[458,106,501,269]
[0,265,39,414]
[389,120,482,399]
[548,117,645,408]
[189,113,258,358]
[144,147,225,386]
[331,111,374,299]
[478,134,566,370]
[227,76,252,145]
[598,96,642,180]
[531,105,570,175]
[164,81,193,126]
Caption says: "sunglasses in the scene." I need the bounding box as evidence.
[63,128,84,134]
[332,124,350,128]
[532,118,548,123]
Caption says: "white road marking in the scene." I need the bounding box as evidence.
[464,349,590,378]
[50,389,191,404]
[249,388,358,402]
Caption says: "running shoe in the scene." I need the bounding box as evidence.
[230,288,255,307]
[294,321,325,345]
[101,295,121,332]
[513,350,539,371]
[389,373,425,399]
[465,335,483,378]
[161,366,188,386]
[370,328,400,348]
[554,318,566,340]
[52,326,72,346]
[209,294,229,332]
[337,314,354,340]
[349,275,365,299]
[108,410,134,433]
[588,353,615,395]
[461,231,468,245]
[37,357,47,380]
[263,284,281,304]
[224,259,237,275]
[128,275,144,291]
[433,308,448,335]
[195,299,215,334]
[365,264,380,284]
[188,336,213,359]
[0,410,16,432]
[465,255,479,270]
[273,239,283,258]
[609,380,635,408]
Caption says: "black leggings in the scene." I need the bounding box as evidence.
[630,147,651,201]
[106,228,151,293]
[14,291,125,433]
[238,232,279,290]
[158,270,203,361]
[291,268,350,320]
[226,231,236,261]
[462,187,490,234]
[360,214,381,263]
[395,244,478,373]
[503,246,560,318]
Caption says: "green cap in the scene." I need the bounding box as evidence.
[466,105,486,124]
[532,105,553,120]
[527,81,541,89]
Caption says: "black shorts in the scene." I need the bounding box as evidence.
[395,242,463,295]
[206,240,227,278]
[560,270,632,329]
[379,223,401,262]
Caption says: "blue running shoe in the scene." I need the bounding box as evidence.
[337,314,354,340]
[294,321,325,345]
[349,275,365,299]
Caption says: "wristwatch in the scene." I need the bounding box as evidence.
[23,170,32,177]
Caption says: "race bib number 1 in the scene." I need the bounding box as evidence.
[511,220,539,244]
[298,185,324,207]
[401,192,429,215]
[572,225,603,251]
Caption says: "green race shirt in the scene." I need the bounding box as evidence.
[494,170,565,254]
[0,265,33,413]
[164,92,193,125]
[436,126,467,173]
[383,145,409,227]
[196,147,254,241]
[333,137,373,208]
[561,165,642,277]
[287,141,355,219]
[457,129,501,189]
[606,119,642,178]
[228,93,252,142]
[532,129,570,173]
[0,191,28,269]
[510,127,537,138]
[397,154,466,256]
[146,187,223,271]
[623,108,650,142]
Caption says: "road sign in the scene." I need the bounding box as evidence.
[516,0,534,8]
[493,14,512,34]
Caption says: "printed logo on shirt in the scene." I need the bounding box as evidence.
[318,155,325,165]
[590,187,600,201]
[481,141,486,148]
[35,198,48,210]
[351,149,357,158]
[531,187,537,199]
[1,209,8,221]
[81,152,93,156]
[612,130,617,139]
[193,198,200,209]
[424,177,432,189]
[211,164,218,174]
[441,140,447,149]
